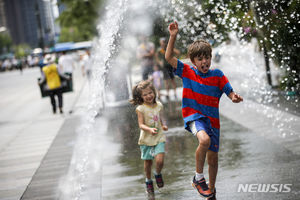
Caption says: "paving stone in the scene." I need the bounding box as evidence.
[21,117,80,200]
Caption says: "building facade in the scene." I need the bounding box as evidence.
[3,0,57,48]
[0,0,7,30]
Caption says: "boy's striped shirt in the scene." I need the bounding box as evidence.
[175,59,233,135]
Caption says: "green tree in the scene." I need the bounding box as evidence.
[0,33,13,54]
[166,0,300,91]
[201,0,300,91]
[59,27,86,42]
[57,0,103,42]
[252,1,300,91]
[13,44,31,59]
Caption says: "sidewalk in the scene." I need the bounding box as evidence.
[0,66,87,200]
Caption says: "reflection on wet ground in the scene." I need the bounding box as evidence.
[99,100,300,200]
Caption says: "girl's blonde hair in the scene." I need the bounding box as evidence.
[130,80,157,105]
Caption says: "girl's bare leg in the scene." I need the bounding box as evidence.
[144,160,153,179]
[155,153,164,174]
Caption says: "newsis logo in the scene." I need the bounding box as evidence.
[237,183,292,193]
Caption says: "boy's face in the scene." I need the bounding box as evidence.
[192,55,211,74]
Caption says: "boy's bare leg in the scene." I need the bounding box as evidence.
[155,153,164,174]
[144,160,153,179]
[207,150,218,191]
[196,130,211,173]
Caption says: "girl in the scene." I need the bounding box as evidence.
[130,80,168,194]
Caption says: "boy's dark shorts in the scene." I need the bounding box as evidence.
[188,118,219,152]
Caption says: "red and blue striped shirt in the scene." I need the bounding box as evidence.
[175,59,233,135]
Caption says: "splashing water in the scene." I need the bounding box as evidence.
[213,34,297,138]
[58,0,164,199]
[59,0,129,199]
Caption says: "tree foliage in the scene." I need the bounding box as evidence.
[253,0,300,90]
[13,44,31,59]
[165,0,300,91]
[57,0,103,42]
[0,33,13,54]
[202,0,300,91]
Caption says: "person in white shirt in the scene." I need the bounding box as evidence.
[58,51,74,78]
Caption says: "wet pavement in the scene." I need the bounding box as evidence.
[20,98,299,199]
[94,102,300,200]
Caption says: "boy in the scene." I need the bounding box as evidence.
[165,21,243,199]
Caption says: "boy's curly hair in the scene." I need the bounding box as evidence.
[129,80,157,105]
[188,39,212,62]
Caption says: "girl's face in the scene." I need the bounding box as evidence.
[192,55,211,74]
[141,87,155,105]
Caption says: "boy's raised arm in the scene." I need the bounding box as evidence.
[165,21,179,69]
